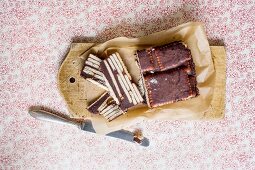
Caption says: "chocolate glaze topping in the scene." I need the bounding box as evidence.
[137,41,192,74]
[137,41,199,108]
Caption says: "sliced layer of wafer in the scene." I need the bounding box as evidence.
[100,104,124,121]
[100,52,144,112]
[87,92,124,121]
[87,92,111,114]
[81,54,108,90]
[87,52,144,121]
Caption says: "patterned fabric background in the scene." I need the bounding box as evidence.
[0,0,254,169]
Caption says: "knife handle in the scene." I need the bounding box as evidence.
[29,109,81,128]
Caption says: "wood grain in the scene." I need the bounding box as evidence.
[57,44,226,119]
[203,46,226,119]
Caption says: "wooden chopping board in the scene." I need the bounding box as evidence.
[57,44,226,119]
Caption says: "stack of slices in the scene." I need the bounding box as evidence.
[81,41,199,121]
[81,53,144,121]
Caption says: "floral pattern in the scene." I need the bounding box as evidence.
[0,0,254,169]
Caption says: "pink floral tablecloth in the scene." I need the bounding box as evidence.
[1,0,254,169]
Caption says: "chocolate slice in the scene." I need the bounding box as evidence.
[87,92,124,121]
[88,92,124,121]
[136,41,199,108]
[86,52,144,121]
[87,92,111,114]
[81,54,108,90]
[137,41,192,74]
[101,52,144,112]
[144,62,198,108]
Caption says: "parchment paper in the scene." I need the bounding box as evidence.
[74,22,218,134]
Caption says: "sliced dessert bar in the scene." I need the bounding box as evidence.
[137,41,192,74]
[144,61,199,108]
[81,54,108,90]
[87,92,111,114]
[87,52,144,121]
[100,52,144,112]
[87,92,124,121]
[136,41,199,108]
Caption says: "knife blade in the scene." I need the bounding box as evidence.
[28,109,149,147]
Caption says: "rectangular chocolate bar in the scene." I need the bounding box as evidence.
[81,54,108,90]
[143,61,198,108]
[100,52,144,112]
[136,41,199,108]
[136,41,192,74]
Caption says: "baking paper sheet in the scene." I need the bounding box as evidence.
[59,22,225,134]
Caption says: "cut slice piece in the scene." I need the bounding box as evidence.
[87,92,111,114]
[143,61,199,108]
[136,41,192,74]
[87,92,123,121]
[88,52,144,121]
[100,52,144,112]
[81,54,108,90]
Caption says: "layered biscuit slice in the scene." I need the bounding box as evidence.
[100,53,144,110]
[81,54,108,90]
[87,92,124,121]
[87,52,144,121]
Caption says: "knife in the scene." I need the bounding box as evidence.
[29,109,149,147]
